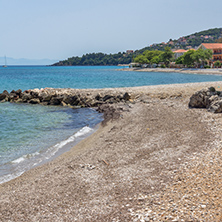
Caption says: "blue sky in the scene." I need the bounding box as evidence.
[0,0,222,62]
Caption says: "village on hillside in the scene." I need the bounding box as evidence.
[131,42,222,69]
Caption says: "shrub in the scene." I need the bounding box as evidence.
[160,64,166,68]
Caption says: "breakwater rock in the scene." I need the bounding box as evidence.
[189,87,222,113]
[0,88,132,108]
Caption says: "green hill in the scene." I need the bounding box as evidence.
[52,27,222,66]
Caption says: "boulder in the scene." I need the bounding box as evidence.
[102,95,114,102]
[41,93,52,102]
[95,94,102,101]
[0,93,7,101]
[63,95,78,105]
[208,98,222,113]
[21,93,33,102]
[189,87,217,108]
[15,89,22,96]
[30,91,39,98]
[49,97,63,105]
[8,92,17,100]
[29,98,40,104]
[123,92,131,101]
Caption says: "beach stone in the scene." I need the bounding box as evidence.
[49,97,62,105]
[8,92,17,100]
[15,89,22,96]
[2,90,9,96]
[41,93,52,102]
[63,95,79,105]
[208,99,222,113]
[95,93,102,101]
[61,101,68,106]
[30,91,39,98]
[189,87,218,108]
[29,98,40,104]
[123,92,131,101]
[21,93,32,102]
[0,93,7,101]
[15,98,23,103]
[103,94,114,102]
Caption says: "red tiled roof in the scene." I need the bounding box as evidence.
[173,49,187,53]
[201,43,222,49]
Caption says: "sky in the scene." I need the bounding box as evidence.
[0,0,222,63]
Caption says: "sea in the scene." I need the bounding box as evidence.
[1,65,222,184]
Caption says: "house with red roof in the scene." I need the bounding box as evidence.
[173,49,187,59]
[198,43,222,66]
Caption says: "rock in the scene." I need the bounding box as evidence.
[41,93,52,102]
[49,96,63,105]
[61,101,68,106]
[30,91,39,98]
[208,99,222,113]
[103,95,114,102]
[95,94,102,101]
[15,98,23,103]
[21,93,33,102]
[8,92,17,101]
[15,89,22,96]
[0,90,10,101]
[29,98,40,104]
[123,92,131,101]
[189,87,217,108]
[0,93,7,101]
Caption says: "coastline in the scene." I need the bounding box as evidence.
[121,67,222,75]
[1,82,222,221]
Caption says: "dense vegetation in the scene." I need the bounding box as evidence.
[52,27,222,66]
[134,28,222,54]
[175,48,213,67]
[133,47,174,67]
[52,52,132,66]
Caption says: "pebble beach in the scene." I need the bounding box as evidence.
[0,81,222,221]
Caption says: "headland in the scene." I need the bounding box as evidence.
[0,82,222,221]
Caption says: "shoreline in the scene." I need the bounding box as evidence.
[121,67,222,75]
[1,82,222,221]
[0,123,101,185]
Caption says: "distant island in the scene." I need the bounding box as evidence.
[52,27,222,66]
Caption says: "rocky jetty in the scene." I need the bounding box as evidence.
[189,86,222,113]
[0,88,132,108]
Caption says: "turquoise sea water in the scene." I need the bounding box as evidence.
[1,65,222,183]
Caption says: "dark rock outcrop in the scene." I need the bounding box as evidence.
[0,88,133,108]
[189,87,222,113]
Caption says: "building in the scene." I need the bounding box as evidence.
[173,49,187,59]
[126,50,134,54]
[198,43,222,66]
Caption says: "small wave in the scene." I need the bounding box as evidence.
[53,126,93,150]
[0,171,25,184]
[11,152,40,164]
[1,126,94,184]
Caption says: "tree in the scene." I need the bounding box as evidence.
[214,60,221,68]
[160,47,174,67]
[215,38,222,43]
[134,55,149,64]
[191,48,212,67]
[182,50,196,67]
[175,56,184,65]
[150,56,161,65]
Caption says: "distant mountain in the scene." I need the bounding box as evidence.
[0,57,57,66]
[53,27,222,66]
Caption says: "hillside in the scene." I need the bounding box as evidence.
[52,27,222,66]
